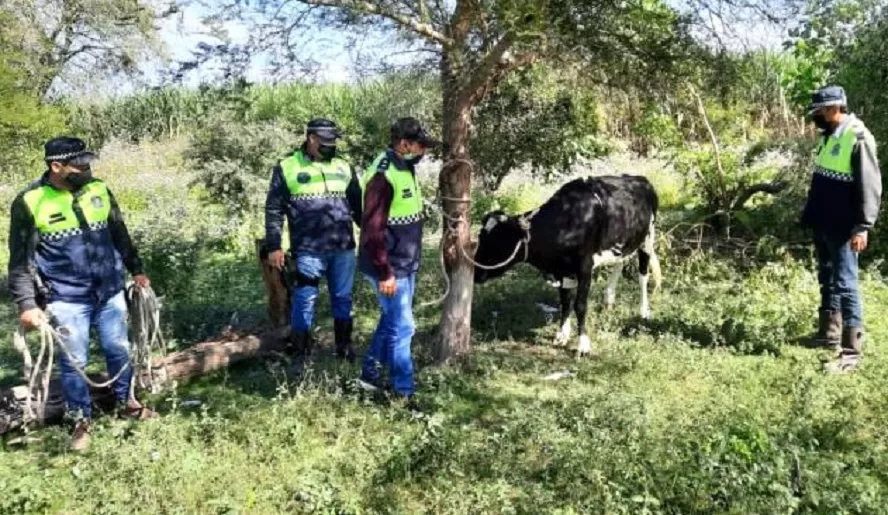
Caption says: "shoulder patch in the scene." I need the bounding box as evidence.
[376,158,390,174]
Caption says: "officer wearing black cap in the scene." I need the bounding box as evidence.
[264,118,360,361]
[802,85,882,373]
[356,117,440,406]
[7,136,156,451]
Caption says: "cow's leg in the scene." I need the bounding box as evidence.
[639,242,653,321]
[575,271,594,356]
[604,260,624,309]
[555,286,575,346]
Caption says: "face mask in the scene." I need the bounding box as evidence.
[317,145,336,161]
[811,113,832,132]
[64,167,92,188]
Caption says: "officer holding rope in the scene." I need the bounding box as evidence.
[7,137,157,452]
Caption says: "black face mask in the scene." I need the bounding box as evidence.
[318,145,336,161]
[811,113,832,132]
[64,168,93,188]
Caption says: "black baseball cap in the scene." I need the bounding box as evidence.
[44,137,97,166]
[807,86,847,115]
[391,117,441,148]
[306,118,341,145]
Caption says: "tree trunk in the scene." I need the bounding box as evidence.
[256,239,290,329]
[434,53,475,363]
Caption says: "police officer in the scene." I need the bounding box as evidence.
[802,86,882,373]
[7,137,157,452]
[265,119,359,361]
[356,117,439,405]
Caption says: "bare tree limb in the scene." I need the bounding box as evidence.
[690,85,727,197]
[301,0,454,46]
[732,180,788,211]
[457,33,539,106]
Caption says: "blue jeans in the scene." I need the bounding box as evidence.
[361,274,417,397]
[48,291,133,420]
[814,229,862,327]
[291,251,356,332]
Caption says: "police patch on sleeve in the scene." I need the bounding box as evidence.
[91,196,104,209]
[297,172,312,184]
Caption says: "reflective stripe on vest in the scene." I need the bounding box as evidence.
[281,152,351,198]
[814,120,867,183]
[23,181,112,241]
[361,152,423,226]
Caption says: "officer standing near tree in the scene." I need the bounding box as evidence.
[264,118,359,362]
[802,86,882,374]
[7,136,157,452]
[356,117,439,406]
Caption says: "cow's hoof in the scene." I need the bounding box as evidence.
[576,335,592,356]
[640,307,652,320]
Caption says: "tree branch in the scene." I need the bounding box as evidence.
[732,180,787,211]
[301,0,453,46]
[457,34,536,106]
[690,85,727,200]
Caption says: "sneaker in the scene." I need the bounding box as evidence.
[356,377,382,393]
[117,400,160,421]
[396,395,423,414]
[70,420,92,452]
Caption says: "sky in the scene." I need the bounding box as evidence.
[142,1,395,91]
[107,0,789,98]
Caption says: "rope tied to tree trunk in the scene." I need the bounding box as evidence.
[418,158,534,307]
[11,284,166,427]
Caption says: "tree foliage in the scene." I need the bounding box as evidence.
[0,13,66,182]
[0,0,177,96]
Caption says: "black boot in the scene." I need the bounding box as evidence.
[288,331,313,357]
[825,327,865,374]
[334,319,356,363]
[810,309,841,351]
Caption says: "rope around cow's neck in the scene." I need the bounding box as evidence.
[419,158,534,308]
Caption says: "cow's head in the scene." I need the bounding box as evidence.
[473,210,526,284]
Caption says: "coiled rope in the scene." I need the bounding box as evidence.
[126,284,168,397]
[12,284,166,426]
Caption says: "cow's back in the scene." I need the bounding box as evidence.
[525,174,657,274]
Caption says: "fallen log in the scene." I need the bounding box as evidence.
[1,245,295,436]
[0,328,290,436]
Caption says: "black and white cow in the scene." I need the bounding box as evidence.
[473,174,661,355]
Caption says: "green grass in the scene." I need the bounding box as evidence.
[1,144,888,514]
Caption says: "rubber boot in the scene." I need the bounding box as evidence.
[289,331,313,357]
[810,309,841,351]
[824,327,865,374]
[334,319,356,363]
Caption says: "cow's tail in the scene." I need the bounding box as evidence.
[643,217,662,291]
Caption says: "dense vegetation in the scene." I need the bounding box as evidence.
[2,0,888,512]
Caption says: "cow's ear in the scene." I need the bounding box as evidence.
[496,213,508,223]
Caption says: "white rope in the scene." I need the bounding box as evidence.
[11,285,167,426]
[419,157,534,306]
[127,284,168,396]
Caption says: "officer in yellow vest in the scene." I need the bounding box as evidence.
[264,119,359,361]
[802,86,882,373]
[356,117,439,407]
[7,137,157,452]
